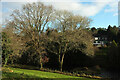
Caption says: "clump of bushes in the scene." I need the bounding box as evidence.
[2,67,13,73]
[106,41,120,71]
[39,66,103,79]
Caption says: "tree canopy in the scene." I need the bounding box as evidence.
[2,2,94,71]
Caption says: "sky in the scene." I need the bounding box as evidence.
[0,0,119,28]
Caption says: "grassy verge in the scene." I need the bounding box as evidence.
[2,67,99,80]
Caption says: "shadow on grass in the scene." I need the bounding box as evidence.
[2,72,76,80]
[2,71,102,80]
[2,72,39,79]
[2,78,103,80]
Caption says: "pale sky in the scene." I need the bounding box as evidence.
[0,0,119,28]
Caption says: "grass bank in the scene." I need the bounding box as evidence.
[2,67,99,80]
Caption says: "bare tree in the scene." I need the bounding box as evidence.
[47,10,94,71]
[2,24,23,65]
[54,10,91,31]
[9,2,54,69]
[4,2,94,71]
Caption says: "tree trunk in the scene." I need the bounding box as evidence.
[60,53,65,72]
[11,59,13,64]
[60,43,67,72]
[58,55,60,63]
[38,32,43,69]
[40,54,43,69]
[4,55,9,66]
[40,62,43,69]
[58,45,61,70]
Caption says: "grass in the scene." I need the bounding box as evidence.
[2,67,99,80]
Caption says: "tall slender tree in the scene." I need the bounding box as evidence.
[8,2,54,69]
[47,10,94,71]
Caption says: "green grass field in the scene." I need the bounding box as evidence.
[2,67,99,80]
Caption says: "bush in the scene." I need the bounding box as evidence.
[106,41,120,71]
[2,67,13,73]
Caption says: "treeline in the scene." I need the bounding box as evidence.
[91,25,120,44]
[1,2,94,72]
[91,25,120,71]
[2,2,120,72]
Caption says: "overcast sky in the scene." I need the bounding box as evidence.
[0,0,119,28]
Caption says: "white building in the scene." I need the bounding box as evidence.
[93,36,107,47]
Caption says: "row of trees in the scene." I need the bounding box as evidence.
[91,25,120,44]
[91,25,120,71]
[107,40,120,70]
[2,2,94,71]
